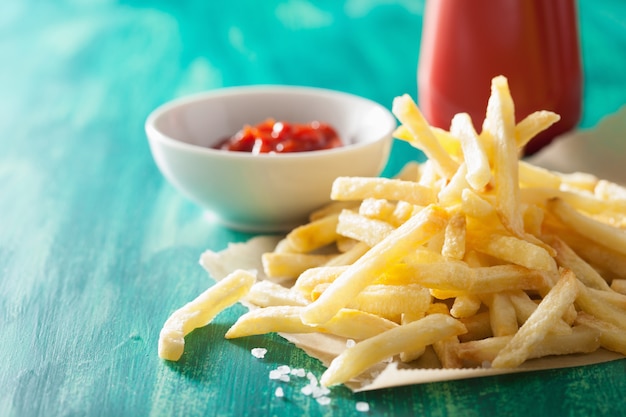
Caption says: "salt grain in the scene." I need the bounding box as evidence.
[276,365,291,374]
[275,387,284,398]
[356,401,370,412]
[269,365,292,382]
[269,370,283,380]
[301,384,313,396]
[346,339,356,348]
[317,396,331,406]
[250,348,267,359]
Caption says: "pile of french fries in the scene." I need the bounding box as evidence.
[158,76,626,387]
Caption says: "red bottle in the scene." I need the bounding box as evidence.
[418,0,582,154]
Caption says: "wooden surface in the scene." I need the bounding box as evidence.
[1,1,626,416]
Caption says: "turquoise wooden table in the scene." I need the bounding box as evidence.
[1,1,625,416]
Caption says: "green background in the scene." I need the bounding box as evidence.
[1,1,625,416]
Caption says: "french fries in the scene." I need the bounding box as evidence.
[158,75,626,388]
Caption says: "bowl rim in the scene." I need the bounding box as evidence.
[145,84,397,160]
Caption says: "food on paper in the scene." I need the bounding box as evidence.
[214,118,342,153]
[158,75,626,388]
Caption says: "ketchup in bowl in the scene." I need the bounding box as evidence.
[418,0,582,155]
[215,119,343,154]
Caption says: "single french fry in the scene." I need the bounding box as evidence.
[272,237,298,254]
[551,227,626,280]
[491,269,579,368]
[293,265,348,296]
[405,261,551,294]
[441,211,467,260]
[311,283,432,323]
[574,279,626,330]
[331,176,436,206]
[225,306,311,337]
[543,235,611,290]
[433,335,463,368]
[611,279,626,295]
[225,306,398,341]
[521,205,543,238]
[450,293,482,319]
[521,324,601,358]
[468,232,557,272]
[450,112,491,190]
[586,285,626,309]
[575,312,626,355]
[301,205,449,325]
[336,209,395,247]
[158,269,256,361]
[245,280,308,307]
[548,197,626,257]
[432,126,464,159]
[262,252,336,280]
[457,336,509,365]
[520,187,626,215]
[358,198,397,221]
[286,213,340,253]
[484,76,524,236]
[518,160,562,189]
[515,110,561,149]
[484,292,518,337]
[507,290,572,335]
[457,325,599,365]
[392,94,459,179]
[320,314,467,386]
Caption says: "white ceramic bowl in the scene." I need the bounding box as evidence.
[145,85,395,232]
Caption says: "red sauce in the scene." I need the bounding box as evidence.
[215,119,343,154]
[417,0,582,155]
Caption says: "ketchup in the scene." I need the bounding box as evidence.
[418,0,582,154]
[215,119,343,154]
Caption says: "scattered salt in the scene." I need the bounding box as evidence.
[346,339,356,348]
[250,348,267,359]
[264,362,333,406]
[356,401,370,412]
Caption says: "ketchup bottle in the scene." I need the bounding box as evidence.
[417,0,582,155]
